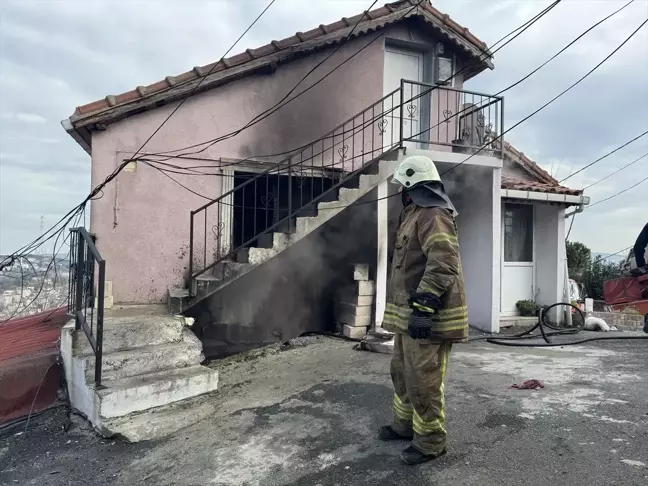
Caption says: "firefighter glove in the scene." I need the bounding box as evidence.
[408,309,434,339]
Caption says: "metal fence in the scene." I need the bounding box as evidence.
[68,227,105,385]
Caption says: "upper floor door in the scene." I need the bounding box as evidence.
[383,47,424,150]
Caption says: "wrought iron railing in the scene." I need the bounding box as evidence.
[68,227,105,385]
[400,80,504,155]
[188,80,504,284]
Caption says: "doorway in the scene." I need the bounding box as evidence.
[383,47,425,149]
[500,203,535,315]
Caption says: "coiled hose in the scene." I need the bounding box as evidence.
[471,302,648,347]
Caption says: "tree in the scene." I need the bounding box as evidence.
[583,256,623,301]
[566,241,591,280]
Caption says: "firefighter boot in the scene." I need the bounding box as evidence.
[400,444,447,465]
[378,425,413,441]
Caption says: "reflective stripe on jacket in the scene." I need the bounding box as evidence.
[383,205,468,342]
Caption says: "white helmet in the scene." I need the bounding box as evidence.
[391,154,441,188]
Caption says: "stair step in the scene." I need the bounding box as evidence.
[258,232,290,250]
[72,315,186,355]
[338,187,361,204]
[101,390,219,441]
[359,174,383,191]
[97,365,219,419]
[236,247,276,265]
[80,338,203,382]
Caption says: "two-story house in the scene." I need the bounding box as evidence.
[60,1,588,440]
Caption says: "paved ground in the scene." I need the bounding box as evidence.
[1,333,647,485]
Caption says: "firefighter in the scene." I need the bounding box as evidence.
[378,154,468,465]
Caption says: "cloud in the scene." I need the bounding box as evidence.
[1,112,48,124]
[0,0,647,256]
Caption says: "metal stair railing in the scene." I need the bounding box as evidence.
[188,87,404,282]
[68,227,105,386]
[187,80,504,285]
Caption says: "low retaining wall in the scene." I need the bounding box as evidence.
[586,311,644,332]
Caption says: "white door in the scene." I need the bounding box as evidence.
[383,48,423,150]
[501,203,535,315]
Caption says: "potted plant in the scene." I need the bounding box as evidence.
[516,299,538,317]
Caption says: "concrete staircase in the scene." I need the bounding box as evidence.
[61,305,218,441]
[173,151,401,311]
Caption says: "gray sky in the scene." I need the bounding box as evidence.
[1,0,647,255]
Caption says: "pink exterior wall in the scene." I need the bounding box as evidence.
[90,35,385,304]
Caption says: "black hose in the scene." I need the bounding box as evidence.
[472,302,648,347]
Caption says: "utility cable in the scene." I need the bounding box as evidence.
[560,129,648,184]
[0,0,276,273]
[584,176,648,210]
[0,0,561,290]
[583,151,648,190]
[440,18,648,177]
[414,0,634,143]
[145,0,560,160]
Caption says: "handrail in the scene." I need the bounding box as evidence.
[68,227,105,386]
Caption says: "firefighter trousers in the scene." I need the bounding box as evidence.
[390,333,452,455]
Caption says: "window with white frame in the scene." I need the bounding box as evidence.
[504,203,533,262]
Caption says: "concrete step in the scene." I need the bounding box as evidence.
[97,365,219,419]
[100,390,219,441]
[81,336,203,382]
[72,314,186,355]
[338,187,361,204]
[236,247,276,265]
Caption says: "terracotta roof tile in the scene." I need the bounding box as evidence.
[69,1,491,122]
[501,178,583,196]
[503,141,558,185]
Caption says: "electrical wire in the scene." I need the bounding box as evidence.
[583,151,648,190]
[560,130,648,184]
[143,0,560,162]
[584,176,648,210]
[600,245,633,261]
[415,0,633,143]
[1,0,560,273]
[143,0,638,219]
[440,17,648,177]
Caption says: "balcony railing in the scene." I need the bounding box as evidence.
[399,80,504,156]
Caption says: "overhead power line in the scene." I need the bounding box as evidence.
[415,0,634,143]
[440,17,648,177]
[0,0,276,272]
[583,151,648,190]
[560,129,648,183]
[585,176,648,210]
[0,0,561,281]
[145,0,561,161]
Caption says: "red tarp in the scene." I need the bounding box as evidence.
[0,307,70,424]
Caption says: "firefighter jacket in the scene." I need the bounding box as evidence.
[383,205,469,342]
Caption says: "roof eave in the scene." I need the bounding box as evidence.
[64,7,493,148]
[502,188,589,207]
[61,119,91,155]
